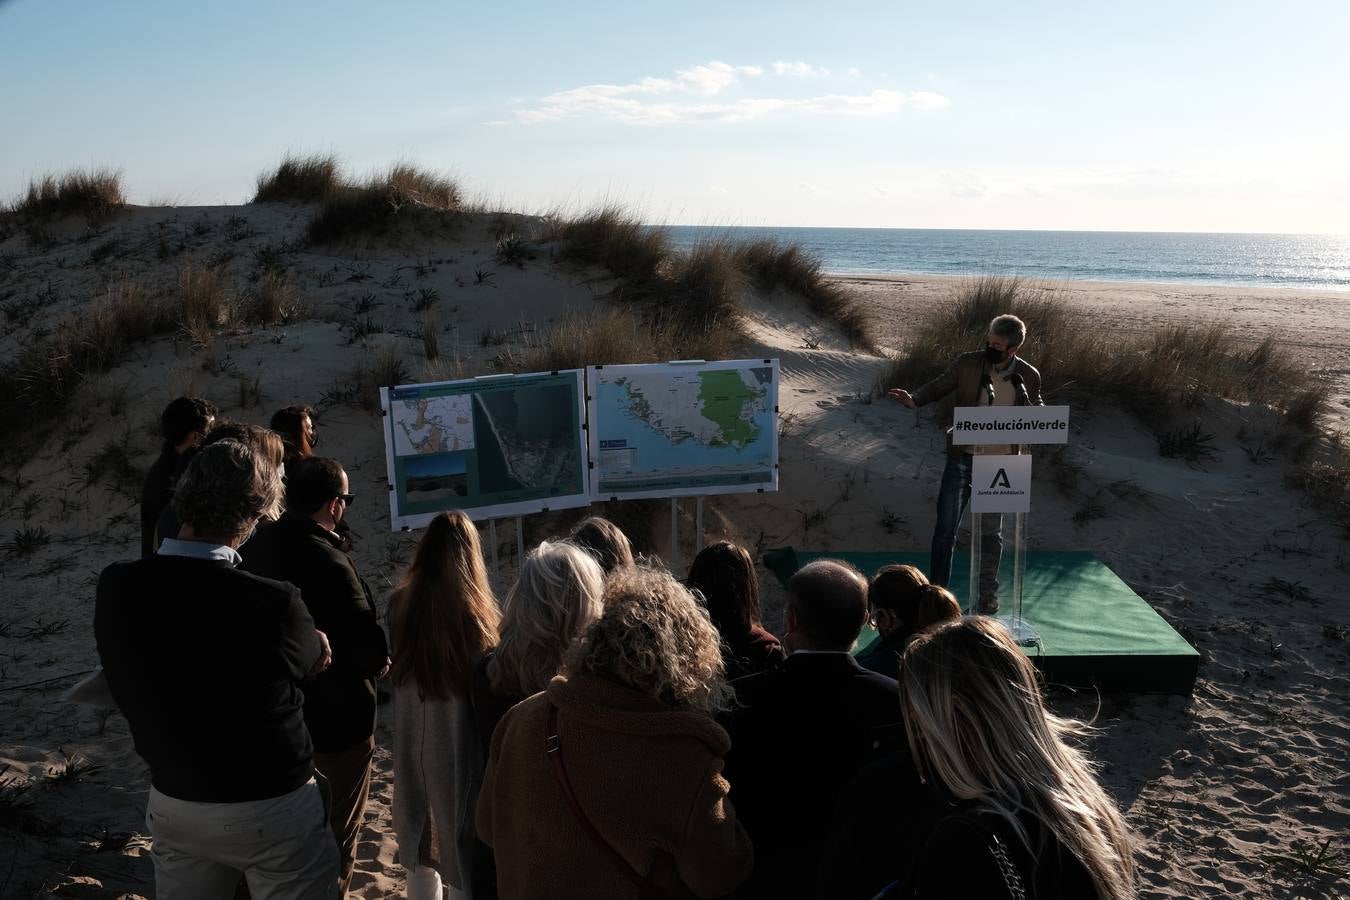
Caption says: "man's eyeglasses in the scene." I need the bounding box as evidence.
[337,493,356,506]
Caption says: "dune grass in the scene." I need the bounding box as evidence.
[244,269,304,325]
[252,154,342,203]
[9,168,126,219]
[877,275,1316,422]
[497,306,741,373]
[305,163,462,244]
[0,281,173,450]
[178,265,232,347]
[734,239,874,349]
[542,206,873,363]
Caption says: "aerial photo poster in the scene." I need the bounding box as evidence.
[380,370,590,529]
[588,359,779,501]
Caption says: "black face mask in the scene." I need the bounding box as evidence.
[984,345,1005,364]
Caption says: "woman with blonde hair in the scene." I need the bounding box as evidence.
[477,566,753,899]
[893,617,1135,899]
[469,540,605,750]
[389,511,501,900]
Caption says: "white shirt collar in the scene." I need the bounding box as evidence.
[158,538,243,567]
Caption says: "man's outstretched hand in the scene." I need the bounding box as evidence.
[310,630,333,676]
[888,388,916,409]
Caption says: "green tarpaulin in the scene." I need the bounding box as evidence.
[762,548,1198,694]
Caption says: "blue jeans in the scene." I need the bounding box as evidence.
[930,455,1003,610]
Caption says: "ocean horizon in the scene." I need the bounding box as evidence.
[663,226,1350,292]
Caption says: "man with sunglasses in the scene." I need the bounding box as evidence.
[242,457,390,898]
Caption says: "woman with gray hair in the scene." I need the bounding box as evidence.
[476,566,753,899]
[469,540,605,752]
[95,440,336,899]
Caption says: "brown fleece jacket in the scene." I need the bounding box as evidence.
[476,673,753,900]
[911,351,1044,457]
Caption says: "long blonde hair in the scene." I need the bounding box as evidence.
[900,618,1135,899]
[388,511,500,702]
[566,565,732,714]
[489,540,604,698]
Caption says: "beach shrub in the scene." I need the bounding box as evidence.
[245,269,304,325]
[306,163,462,244]
[877,275,1315,420]
[9,168,126,219]
[252,154,342,203]
[496,306,739,374]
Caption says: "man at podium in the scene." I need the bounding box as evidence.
[888,314,1043,614]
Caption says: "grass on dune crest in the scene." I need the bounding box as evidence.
[496,306,741,374]
[878,274,1316,422]
[8,168,126,219]
[305,163,463,244]
[543,206,874,360]
[252,154,342,203]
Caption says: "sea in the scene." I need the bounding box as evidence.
[663,226,1350,292]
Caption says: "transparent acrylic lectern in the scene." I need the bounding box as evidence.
[970,490,1041,646]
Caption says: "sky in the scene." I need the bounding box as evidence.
[2,0,1348,233]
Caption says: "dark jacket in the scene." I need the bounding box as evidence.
[911,353,1045,458]
[138,445,181,558]
[477,674,755,900]
[816,751,947,899]
[722,623,786,681]
[241,512,389,753]
[721,652,906,900]
[854,630,909,681]
[95,555,322,802]
[882,806,1097,899]
[469,650,522,757]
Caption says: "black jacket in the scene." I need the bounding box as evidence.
[855,630,909,681]
[816,751,947,898]
[139,446,180,558]
[241,513,389,753]
[721,652,905,900]
[95,555,322,802]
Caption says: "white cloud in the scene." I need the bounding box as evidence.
[503,61,948,126]
[847,67,863,78]
[772,61,830,77]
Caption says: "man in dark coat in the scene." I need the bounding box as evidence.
[139,396,216,557]
[241,456,389,898]
[721,559,904,900]
[98,440,337,897]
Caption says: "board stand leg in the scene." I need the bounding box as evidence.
[669,498,679,572]
[489,518,500,576]
[515,517,524,568]
[695,496,704,554]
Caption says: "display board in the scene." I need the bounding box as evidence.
[587,359,779,501]
[380,370,590,529]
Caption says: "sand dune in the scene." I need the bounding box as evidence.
[0,205,1346,898]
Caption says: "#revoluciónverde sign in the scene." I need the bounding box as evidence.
[951,405,1070,445]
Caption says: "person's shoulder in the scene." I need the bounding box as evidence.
[1015,357,1042,379]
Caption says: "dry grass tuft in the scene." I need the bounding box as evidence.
[252,154,342,203]
[553,204,671,285]
[245,269,304,325]
[1290,439,1350,532]
[306,163,462,244]
[0,281,172,449]
[178,265,232,347]
[734,239,874,349]
[10,168,126,219]
[498,306,739,373]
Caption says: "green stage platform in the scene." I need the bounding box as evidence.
[762,549,1199,694]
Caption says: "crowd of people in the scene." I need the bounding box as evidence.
[96,393,1136,899]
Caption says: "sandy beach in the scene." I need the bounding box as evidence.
[1,206,1347,898]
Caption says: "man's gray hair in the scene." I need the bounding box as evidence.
[173,440,283,537]
[989,314,1026,348]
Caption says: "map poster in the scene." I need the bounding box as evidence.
[380,370,590,530]
[587,359,779,501]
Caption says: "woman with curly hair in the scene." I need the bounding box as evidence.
[388,511,501,900]
[469,540,605,752]
[685,541,784,680]
[476,566,754,900]
[889,617,1136,899]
